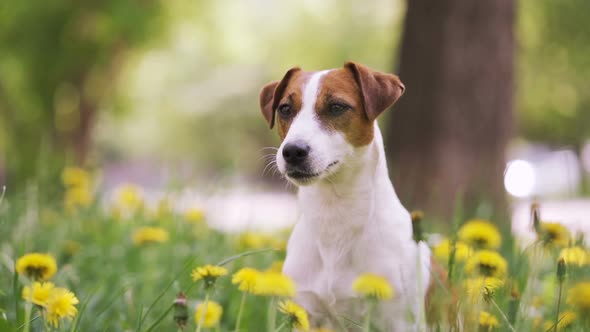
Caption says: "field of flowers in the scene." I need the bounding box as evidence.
[0,167,589,331]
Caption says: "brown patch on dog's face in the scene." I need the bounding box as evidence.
[273,71,312,140]
[315,68,374,147]
[259,62,404,147]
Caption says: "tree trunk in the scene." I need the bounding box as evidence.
[72,97,96,166]
[386,0,515,220]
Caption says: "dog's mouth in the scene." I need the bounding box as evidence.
[286,161,339,182]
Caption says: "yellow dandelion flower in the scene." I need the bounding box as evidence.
[465,250,508,278]
[61,167,90,188]
[194,300,223,328]
[543,311,577,331]
[279,300,310,330]
[266,260,284,273]
[232,267,261,293]
[45,287,79,328]
[458,219,502,249]
[253,272,296,297]
[191,265,228,290]
[16,253,58,281]
[184,208,205,223]
[62,241,82,256]
[270,238,288,251]
[64,186,93,211]
[539,222,570,247]
[111,205,123,221]
[479,311,500,329]
[567,281,590,312]
[352,273,394,300]
[558,246,588,266]
[236,232,276,250]
[433,239,473,263]
[132,227,169,246]
[154,198,172,219]
[236,232,264,249]
[531,296,544,308]
[115,184,144,211]
[22,282,55,306]
[191,265,229,281]
[40,208,60,226]
[463,277,504,303]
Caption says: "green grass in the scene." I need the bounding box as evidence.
[0,187,287,331]
[0,181,589,331]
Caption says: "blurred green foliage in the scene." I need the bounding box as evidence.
[0,0,165,188]
[518,0,590,147]
[96,0,403,178]
[0,0,589,188]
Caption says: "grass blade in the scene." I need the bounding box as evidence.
[13,270,20,324]
[142,248,270,332]
[144,283,196,332]
[135,304,143,332]
[70,285,101,332]
[95,284,130,318]
[216,248,276,266]
[138,256,197,330]
[15,315,40,331]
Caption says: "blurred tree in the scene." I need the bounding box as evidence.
[386,0,515,219]
[0,1,164,190]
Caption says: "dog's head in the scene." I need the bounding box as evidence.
[259,62,405,186]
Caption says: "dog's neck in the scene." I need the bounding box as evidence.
[297,125,412,244]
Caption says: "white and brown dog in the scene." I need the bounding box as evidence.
[260,62,440,331]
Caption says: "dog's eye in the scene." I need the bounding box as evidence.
[328,103,349,115]
[277,104,292,118]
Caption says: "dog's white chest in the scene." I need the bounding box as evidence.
[313,242,359,303]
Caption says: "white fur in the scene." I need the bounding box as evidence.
[278,71,432,331]
[276,70,348,185]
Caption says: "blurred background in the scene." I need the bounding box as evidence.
[0,0,589,234]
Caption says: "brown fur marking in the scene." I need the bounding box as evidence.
[260,62,405,147]
[315,68,375,147]
[274,70,311,140]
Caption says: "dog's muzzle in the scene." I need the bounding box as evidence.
[282,141,317,179]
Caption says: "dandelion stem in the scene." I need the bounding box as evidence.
[552,259,567,332]
[447,237,457,286]
[334,313,351,331]
[23,281,33,332]
[416,244,426,332]
[364,300,374,332]
[490,298,516,332]
[553,279,564,332]
[0,185,6,205]
[272,321,287,332]
[43,313,51,332]
[196,292,210,332]
[234,292,246,332]
[216,248,276,266]
[267,297,277,332]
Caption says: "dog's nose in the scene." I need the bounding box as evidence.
[282,141,310,165]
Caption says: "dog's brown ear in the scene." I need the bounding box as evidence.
[259,67,301,129]
[344,62,405,122]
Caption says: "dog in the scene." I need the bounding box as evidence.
[259,62,439,331]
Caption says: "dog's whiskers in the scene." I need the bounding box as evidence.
[259,146,279,153]
[262,160,277,176]
[270,165,279,177]
[258,153,277,163]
